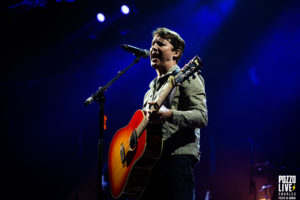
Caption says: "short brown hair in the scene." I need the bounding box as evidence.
[152,27,185,63]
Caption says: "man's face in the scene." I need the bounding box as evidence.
[150,35,178,70]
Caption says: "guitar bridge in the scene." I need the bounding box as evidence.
[120,143,125,167]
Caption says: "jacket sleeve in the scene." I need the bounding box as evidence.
[169,74,208,128]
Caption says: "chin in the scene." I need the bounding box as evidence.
[151,62,159,69]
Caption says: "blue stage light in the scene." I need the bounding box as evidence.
[97,13,105,22]
[121,5,130,15]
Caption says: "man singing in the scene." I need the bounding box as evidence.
[140,27,208,200]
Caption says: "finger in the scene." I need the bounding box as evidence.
[148,101,156,105]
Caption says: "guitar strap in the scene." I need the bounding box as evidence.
[162,68,181,109]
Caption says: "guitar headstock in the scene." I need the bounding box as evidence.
[175,56,203,84]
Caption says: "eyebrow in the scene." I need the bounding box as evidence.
[151,39,164,46]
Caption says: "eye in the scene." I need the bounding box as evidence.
[157,41,164,46]
[151,40,164,47]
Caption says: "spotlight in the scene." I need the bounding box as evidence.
[121,5,130,15]
[97,13,105,22]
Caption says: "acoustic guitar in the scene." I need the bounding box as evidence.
[108,56,203,199]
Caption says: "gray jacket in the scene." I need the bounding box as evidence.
[143,65,208,160]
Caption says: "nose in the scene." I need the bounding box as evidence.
[150,44,158,52]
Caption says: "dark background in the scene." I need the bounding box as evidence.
[1,0,300,199]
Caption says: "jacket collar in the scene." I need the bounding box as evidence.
[149,65,180,89]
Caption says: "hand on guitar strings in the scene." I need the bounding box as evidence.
[147,102,173,125]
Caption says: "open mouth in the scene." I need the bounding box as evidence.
[151,52,160,61]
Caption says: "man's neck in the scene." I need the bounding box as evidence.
[156,63,177,78]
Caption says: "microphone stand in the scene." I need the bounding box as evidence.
[84,56,142,200]
[248,138,257,200]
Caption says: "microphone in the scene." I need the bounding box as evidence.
[121,44,150,58]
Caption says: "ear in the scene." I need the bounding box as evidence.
[172,49,181,61]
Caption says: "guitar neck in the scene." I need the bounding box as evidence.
[148,75,176,112]
[135,76,176,138]
[135,117,149,138]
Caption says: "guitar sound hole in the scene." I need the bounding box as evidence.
[130,130,138,149]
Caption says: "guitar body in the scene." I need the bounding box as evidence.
[108,110,163,199]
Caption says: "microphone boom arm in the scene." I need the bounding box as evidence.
[84,56,141,106]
